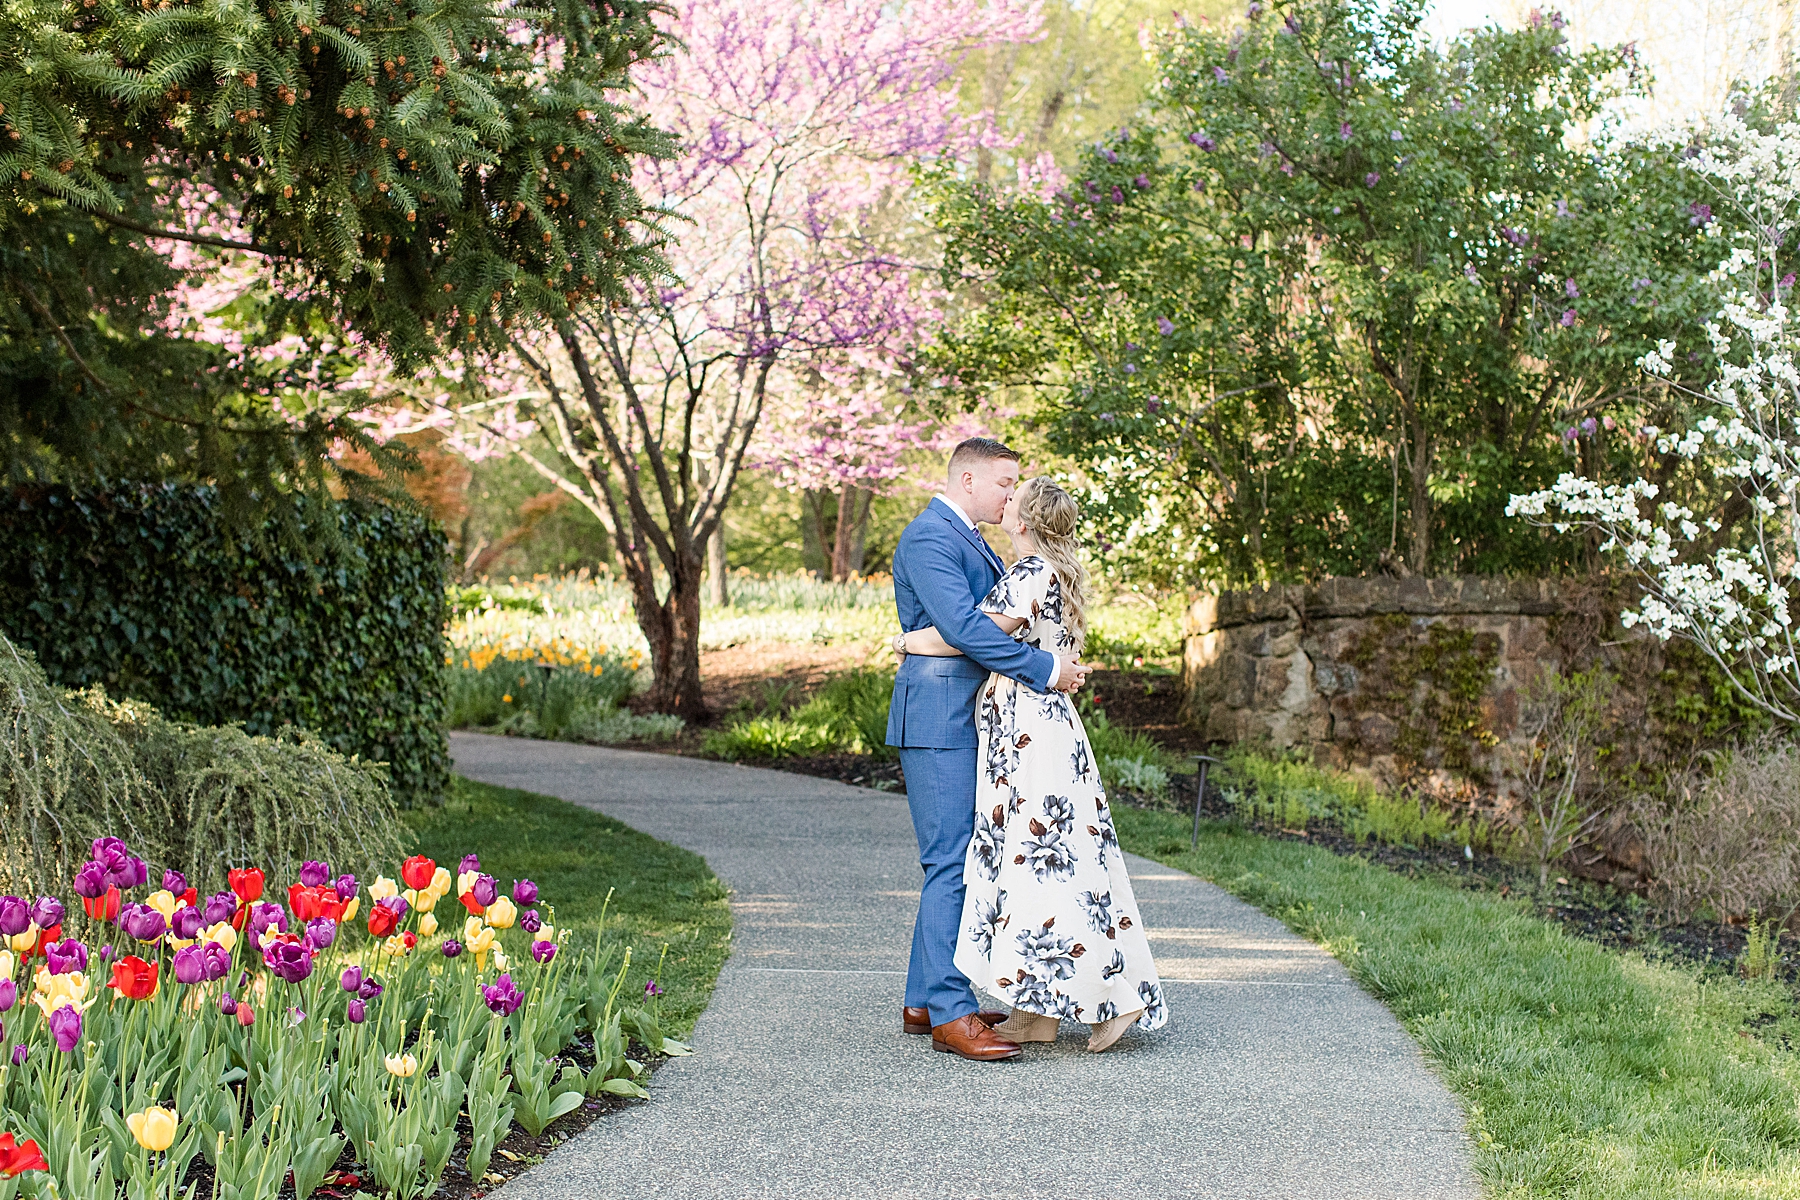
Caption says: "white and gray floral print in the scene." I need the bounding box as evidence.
[953,555,1168,1035]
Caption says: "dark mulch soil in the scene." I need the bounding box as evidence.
[1084,669,1209,758]
[765,752,905,791]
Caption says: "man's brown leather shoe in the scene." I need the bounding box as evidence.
[931,1014,1022,1061]
[903,1006,1004,1035]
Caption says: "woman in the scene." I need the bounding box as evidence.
[894,477,1167,1052]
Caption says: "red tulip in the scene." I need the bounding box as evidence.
[106,955,158,1001]
[0,1133,47,1177]
[20,924,62,963]
[228,868,265,904]
[287,885,347,923]
[81,888,120,922]
[236,1001,255,1027]
[367,904,400,939]
[400,856,436,891]
[177,887,198,910]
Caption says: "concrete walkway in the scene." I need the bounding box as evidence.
[452,731,1480,1200]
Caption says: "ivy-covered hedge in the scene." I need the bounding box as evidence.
[0,485,450,807]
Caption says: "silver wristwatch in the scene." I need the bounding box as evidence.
[893,632,908,656]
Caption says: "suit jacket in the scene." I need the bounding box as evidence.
[885,499,1056,749]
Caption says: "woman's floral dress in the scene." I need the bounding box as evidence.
[953,556,1168,1032]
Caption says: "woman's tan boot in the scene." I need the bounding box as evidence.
[992,1008,1059,1043]
[1087,1008,1144,1053]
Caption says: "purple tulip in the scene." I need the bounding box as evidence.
[171,906,205,941]
[520,909,542,934]
[305,918,338,950]
[219,993,237,1016]
[10,1045,25,1066]
[471,876,498,908]
[248,903,287,940]
[459,854,480,874]
[442,939,463,959]
[72,862,106,899]
[201,942,231,981]
[0,981,16,1013]
[29,896,63,931]
[333,874,358,902]
[512,879,538,906]
[120,904,166,943]
[99,944,113,960]
[644,980,663,998]
[203,892,238,926]
[162,869,187,896]
[44,939,86,976]
[299,861,331,889]
[48,1006,80,1052]
[263,940,314,984]
[340,965,363,993]
[92,838,143,888]
[357,978,383,1001]
[482,973,524,1016]
[0,898,29,938]
[530,940,556,964]
[347,998,366,1024]
[173,945,206,985]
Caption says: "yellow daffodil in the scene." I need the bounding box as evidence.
[144,890,178,921]
[201,923,237,953]
[403,888,437,913]
[126,1106,178,1152]
[369,877,399,903]
[384,1053,419,1078]
[464,926,496,971]
[32,968,94,1015]
[418,913,438,939]
[7,926,37,955]
[428,867,452,898]
[483,897,517,930]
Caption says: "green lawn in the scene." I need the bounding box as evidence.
[1115,807,1800,1200]
[406,776,732,1039]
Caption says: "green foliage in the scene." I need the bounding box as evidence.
[447,653,681,746]
[928,0,1718,586]
[1218,747,1505,852]
[1117,805,1800,1198]
[0,485,449,806]
[1740,913,1784,982]
[1347,616,1500,775]
[1083,593,1184,669]
[704,668,897,762]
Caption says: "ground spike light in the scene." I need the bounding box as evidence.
[1190,754,1221,850]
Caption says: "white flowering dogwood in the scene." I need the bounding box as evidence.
[1508,114,1800,722]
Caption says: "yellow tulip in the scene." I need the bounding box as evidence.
[483,897,517,930]
[403,888,437,914]
[428,867,452,898]
[126,1106,178,1152]
[342,896,360,924]
[33,968,93,1016]
[201,923,237,953]
[0,950,17,980]
[537,924,556,944]
[456,870,480,898]
[384,1053,419,1078]
[380,935,413,957]
[7,927,36,955]
[492,948,509,972]
[418,914,438,939]
[464,926,496,971]
[369,877,399,903]
[144,890,178,921]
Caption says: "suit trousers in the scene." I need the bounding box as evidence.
[899,746,980,1026]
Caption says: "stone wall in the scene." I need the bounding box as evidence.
[1182,576,1576,784]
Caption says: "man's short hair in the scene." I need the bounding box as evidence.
[947,437,1020,478]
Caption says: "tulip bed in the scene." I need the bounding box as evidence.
[0,781,726,1200]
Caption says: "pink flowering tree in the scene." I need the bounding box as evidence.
[472,0,1040,716]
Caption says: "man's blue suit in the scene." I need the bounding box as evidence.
[886,497,1056,1026]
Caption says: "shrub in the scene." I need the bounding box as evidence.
[1630,736,1800,923]
[0,485,449,807]
[703,668,896,762]
[1514,668,1616,888]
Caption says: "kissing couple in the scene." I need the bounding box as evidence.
[886,437,1168,1062]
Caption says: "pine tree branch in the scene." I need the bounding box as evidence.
[17,282,112,394]
[92,211,276,255]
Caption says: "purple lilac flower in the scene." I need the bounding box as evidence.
[1340,121,1353,140]
[334,874,358,903]
[483,973,524,1016]
[299,861,331,889]
[48,1006,80,1052]
[442,939,464,959]
[29,896,63,931]
[1364,172,1380,187]
[1561,309,1576,327]
[347,998,366,1024]
[173,945,206,985]
[530,940,556,964]
[512,879,539,906]
[1133,173,1150,189]
[1565,278,1580,298]
[263,940,314,984]
[306,918,337,950]
[340,965,364,993]
[44,939,86,976]
[1213,66,1229,83]
[1690,201,1712,226]
[72,862,106,899]
[203,892,237,926]
[1283,12,1300,34]
[1580,417,1598,434]
[162,869,187,896]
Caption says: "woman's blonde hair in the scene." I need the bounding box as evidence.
[1016,477,1087,653]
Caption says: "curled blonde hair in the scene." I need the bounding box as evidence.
[1016,477,1087,653]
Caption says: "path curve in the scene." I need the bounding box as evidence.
[452,732,1479,1200]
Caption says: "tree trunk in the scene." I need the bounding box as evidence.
[706,523,729,607]
[802,489,833,578]
[831,484,872,580]
[1406,419,1433,572]
[635,547,708,718]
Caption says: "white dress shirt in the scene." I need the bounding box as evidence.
[933,494,1061,692]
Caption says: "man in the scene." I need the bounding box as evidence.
[886,437,1090,1061]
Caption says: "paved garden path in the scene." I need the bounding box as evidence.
[451,731,1479,1200]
